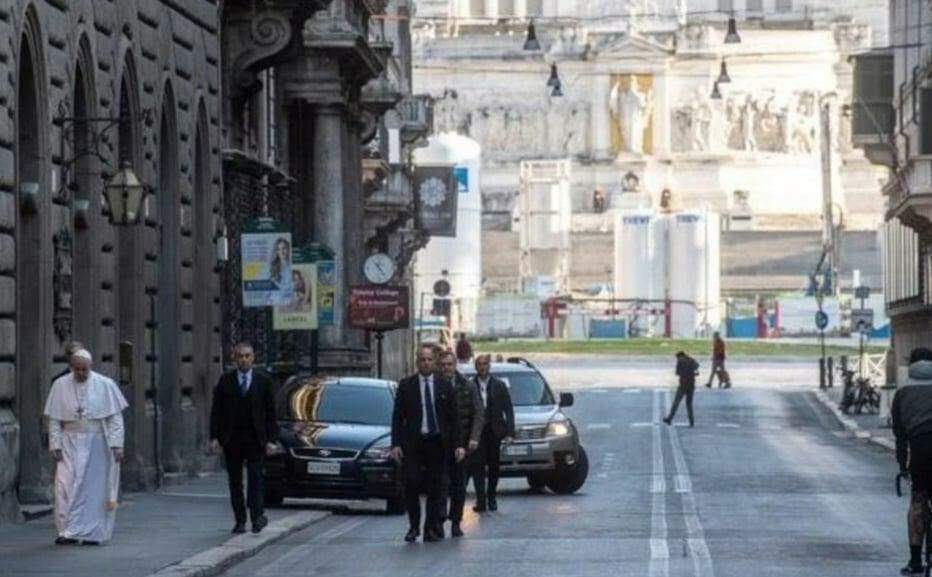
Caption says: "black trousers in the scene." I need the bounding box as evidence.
[668,384,695,426]
[706,359,730,387]
[470,428,502,505]
[447,456,469,523]
[224,438,264,524]
[403,435,445,532]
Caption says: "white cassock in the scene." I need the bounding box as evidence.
[44,371,128,543]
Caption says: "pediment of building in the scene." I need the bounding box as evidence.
[588,32,674,61]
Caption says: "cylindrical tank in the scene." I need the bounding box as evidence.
[668,211,721,338]
[614,210,666,336]
[413,133,483,333]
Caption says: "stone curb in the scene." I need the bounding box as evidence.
[813,389,896,452]
[145,511,329,577]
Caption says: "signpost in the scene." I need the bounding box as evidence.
[348,285,411,378]
[853,286,873,379]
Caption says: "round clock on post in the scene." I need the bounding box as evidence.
[363,253,396,285]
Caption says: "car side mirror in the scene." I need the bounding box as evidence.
[559,392,574,408]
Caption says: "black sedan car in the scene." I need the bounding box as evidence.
[263,375,404,514]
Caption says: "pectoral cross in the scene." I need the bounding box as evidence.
[76,405,86,420]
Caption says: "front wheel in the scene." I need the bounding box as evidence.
[527,473,548,492]
[545,446,589,495]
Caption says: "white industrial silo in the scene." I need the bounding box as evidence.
[413,133,482,333]
[668,212,721,338]
[614,210,667,336]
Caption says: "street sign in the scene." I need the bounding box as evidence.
[855,286,871,300]
[348,285,410,331]
[433,279,451,297]
[815,310,829,331]
[851,308,874,333]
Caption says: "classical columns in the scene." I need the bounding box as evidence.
[312,105,348,348]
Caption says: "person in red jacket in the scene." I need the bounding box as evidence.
[705,332,731,389]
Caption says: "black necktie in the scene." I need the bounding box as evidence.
[423,377,438,435]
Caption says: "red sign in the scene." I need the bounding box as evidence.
[348,285,410,331]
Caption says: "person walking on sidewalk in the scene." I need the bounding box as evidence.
[705,333,731,389]
[439,350,484,537]
[391,345,464,543]
[44,349,128,545]
[665,351,700,427]
[209,342,279,535]
[470,354,515,513]
[893,348,932,575]
[455,333,474,363]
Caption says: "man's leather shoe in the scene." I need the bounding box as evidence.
[488,497,498,511]
[55,536,78,545]
[232,522,247,534]
[252,515,268,534]
[451,522,464,538]
[404,528,419,543]
[663,417,672,426]
[423,531,440,543]
[472,503,486,513]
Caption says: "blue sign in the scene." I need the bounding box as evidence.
[815,310,829,330]
[454,167,469,193]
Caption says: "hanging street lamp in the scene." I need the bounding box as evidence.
[103,160,148,226]
[725,16,741,44]
[524,19,541,51]
[717,59,731,84]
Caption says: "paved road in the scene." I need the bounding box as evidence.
[218,368,906,577]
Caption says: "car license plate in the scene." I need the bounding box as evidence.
[503,444,530,457]
[307,461,341,475]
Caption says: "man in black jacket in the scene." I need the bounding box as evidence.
[209,342,279,535]
[664,351,699,427]
[893,348,932,575]
[391,345,464,543]
[470,354,515,513]
[439,350,484,537]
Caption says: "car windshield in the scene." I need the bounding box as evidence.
[462,370,555,406]
[276,379,393,426]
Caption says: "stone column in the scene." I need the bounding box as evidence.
[343,118,365,349]
[484,0,499,18]
[312,105,347,348]
[591,75,613,160]
[514,0,527,18]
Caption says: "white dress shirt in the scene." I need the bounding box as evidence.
[477,376,490,408]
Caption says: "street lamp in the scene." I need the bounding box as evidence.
[103,160,147,226]
[717,59,731,84]
[524,19,541,51]
[724,15,741,44]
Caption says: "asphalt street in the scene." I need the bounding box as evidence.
[218,358,907,577]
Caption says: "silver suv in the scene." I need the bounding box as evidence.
[460,358,588,494]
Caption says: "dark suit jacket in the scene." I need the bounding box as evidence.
[475,376,516,440]
[209,369,278,447]
[391,373,462,453]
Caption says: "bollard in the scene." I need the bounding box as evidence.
[819,357,826,390]
[827,357,834,388]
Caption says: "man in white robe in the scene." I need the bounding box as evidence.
[44,349,128,545]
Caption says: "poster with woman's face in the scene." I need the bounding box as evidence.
[241,220,294,308]
[273,251,318,331]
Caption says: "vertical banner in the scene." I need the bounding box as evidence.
[273,248,319,331]
[454,166,469,193]
[316,260,336,327]
[415,165,458,237]
[241,218,294,308]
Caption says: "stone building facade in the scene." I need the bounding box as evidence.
[0,1,223,521]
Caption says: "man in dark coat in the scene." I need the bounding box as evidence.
[705,332,731,389]
[438,350,484,537]
[209,342,279,534]
[391,345,464,543]
[470,354,515,513]
[664,351,700,427]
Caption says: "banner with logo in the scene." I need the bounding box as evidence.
[415,165,457,237]
[348,285,411,331]
[273,248,319,331]
[241,218,294,308]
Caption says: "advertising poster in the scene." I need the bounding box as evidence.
[241,219,294,308]
[317,260,336,327]
[348,285,410,331]
[273,248,319,331]
[414,165,458,237]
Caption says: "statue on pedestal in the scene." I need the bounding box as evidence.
[610,75,653,155]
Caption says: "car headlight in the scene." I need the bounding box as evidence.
[547,421,571,437]
[362,445,393,461]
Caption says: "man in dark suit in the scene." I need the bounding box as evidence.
[438,350,484,537]
[391,345,464,543]
[470,354,515,513]
[209,342,279,534]
[664,351,700,427]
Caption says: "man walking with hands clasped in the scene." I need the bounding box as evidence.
[210,342,279,535]
[471,354,515,513]
[391,345,464,543]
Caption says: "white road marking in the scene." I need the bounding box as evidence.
[667,389,716,577]
[631,422,654,428]
[311,518,368,543]
[649,389,669,577]
[716,423,740,429]
[588,423,612,430]
[623,388,643,394]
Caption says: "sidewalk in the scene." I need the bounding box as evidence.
[0,474,328,577]
[814,384,896,452]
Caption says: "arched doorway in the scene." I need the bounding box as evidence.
[72,41,98,353]
[192,103,214,449]
[16,18,51,503]
[157,85,182,471]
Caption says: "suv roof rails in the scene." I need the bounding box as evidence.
[506,357,538,371]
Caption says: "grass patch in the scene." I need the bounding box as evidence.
[474,339,885,358]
